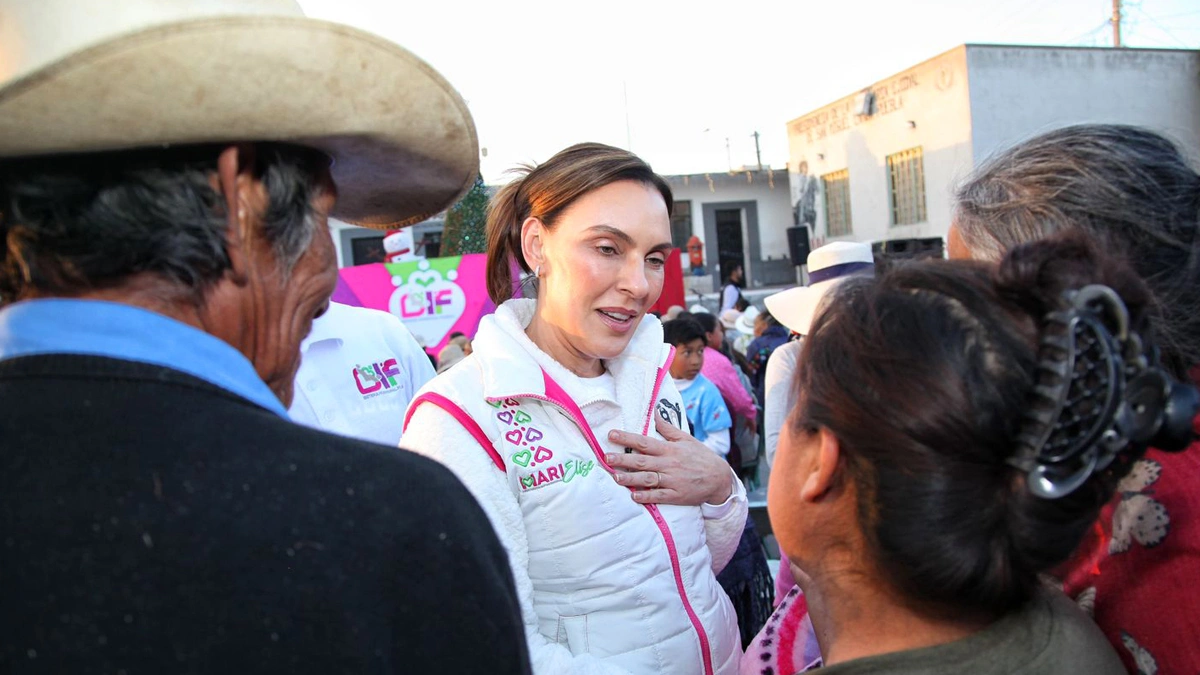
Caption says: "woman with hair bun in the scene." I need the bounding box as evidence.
[402,143,744,674]
[951,124,1200,673]
[753,233,1195,674]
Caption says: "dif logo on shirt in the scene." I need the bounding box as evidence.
[353,359,401,398]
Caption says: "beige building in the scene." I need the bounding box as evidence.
[787,45,1200,249]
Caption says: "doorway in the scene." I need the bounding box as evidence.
[715,208,745,284]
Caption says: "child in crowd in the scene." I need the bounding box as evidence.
[667,318,774,649]
[745,309,790,408]
[664,318,733,458]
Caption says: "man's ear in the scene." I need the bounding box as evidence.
[801,427,842,503]
[213,144,259,286]
[520,216,544,272]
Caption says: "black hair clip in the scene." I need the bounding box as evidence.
[1010,285,1199,499]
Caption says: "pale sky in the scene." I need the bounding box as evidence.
[298,0,1200,181]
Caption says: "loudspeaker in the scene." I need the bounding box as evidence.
[787,226,811,267]
[872,237,945,261]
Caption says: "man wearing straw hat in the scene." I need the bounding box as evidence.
[762,241,876,466]
[0,1,530,672]
[760,241,875,611]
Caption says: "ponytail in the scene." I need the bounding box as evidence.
[484,178,529,304]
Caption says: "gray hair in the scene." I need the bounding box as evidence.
[0,143,325,302]
[954,124,1200,378]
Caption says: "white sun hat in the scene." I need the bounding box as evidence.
[764,241,875,335]
[0,0,478,229]
[734,305,760,335]
[719,309,740,330]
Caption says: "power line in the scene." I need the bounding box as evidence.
[1133,6,1195,47]
[1154,10,1200,21]
[1066,18,1115,45]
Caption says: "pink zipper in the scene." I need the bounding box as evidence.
[538,367,716,675]
[645,502,715,675]
[642,346,675,435]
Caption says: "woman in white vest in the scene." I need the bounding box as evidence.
[402,143,745,674]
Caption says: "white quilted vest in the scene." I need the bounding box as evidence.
[422,300,739,675]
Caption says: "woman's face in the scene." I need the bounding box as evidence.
[754,314,768,337]
[947,222,976,261]
[533,180,672,361]
[706,323,724,349]
[768,418,817,563]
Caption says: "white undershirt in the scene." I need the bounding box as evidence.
[577,369,617,404]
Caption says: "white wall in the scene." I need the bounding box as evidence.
[667,171,793,260]
[967,47,1200,167]
[786,46,976,246]
[329,217,445,268]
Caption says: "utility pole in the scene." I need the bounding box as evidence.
[1112,0,1122,47]
[751,131,763,171]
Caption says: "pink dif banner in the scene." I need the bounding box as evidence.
[332,254,496,355]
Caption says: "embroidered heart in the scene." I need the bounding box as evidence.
[505,398,519,407]
[405,268,443,289]
[511,449,532,467]
[487,400,503,409]
[514,410,532,424]
[505,429,524,445]
[520,475,536,489]
[497,411,514,424]
[525,428,543,443]
[533,446,554,463]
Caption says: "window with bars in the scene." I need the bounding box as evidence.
[821,169,852,236]
[886,147,927,226]
[670,200,692,249]
[350,234,386,265]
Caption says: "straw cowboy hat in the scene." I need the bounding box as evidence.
[719,309,741,331]
[764,241,875,335]
[0,0,477,229]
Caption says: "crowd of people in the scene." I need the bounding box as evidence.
[1,2,1198,675]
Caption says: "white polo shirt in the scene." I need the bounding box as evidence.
[289,302,435,446]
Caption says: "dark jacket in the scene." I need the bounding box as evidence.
[747,325,791,405]
[0,354,531,675]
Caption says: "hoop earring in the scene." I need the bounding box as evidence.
[534,265,541,279]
